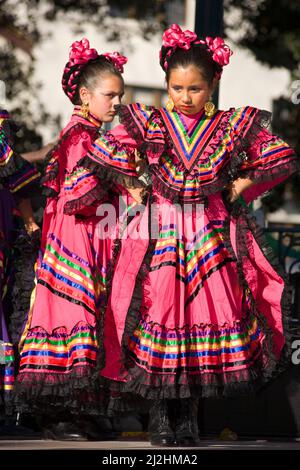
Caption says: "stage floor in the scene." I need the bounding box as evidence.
[1,437,300,450]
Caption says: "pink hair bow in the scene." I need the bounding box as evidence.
[162,23,198,51]
[203,37,233,67]
[102,52,128,73]
[69,38,98,66]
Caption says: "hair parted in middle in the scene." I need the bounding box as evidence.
[159,24,233,85]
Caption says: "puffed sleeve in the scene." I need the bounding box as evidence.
[78,103,157,184]
[63,104,155,216]
[229,106,299,203]
[0,111,40,198]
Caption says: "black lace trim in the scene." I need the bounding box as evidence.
[117,106,298,205]
[13,366,108,416]
[242,159,299,188]
[41,123,100,198]
[8,229,41,349]
[98,201,293,403]
[78,155,147,190]
[120,192,156,370]
[228,201,293,380]
[116,105,165,161]
[12,321,110,416]
[63,183,108,216]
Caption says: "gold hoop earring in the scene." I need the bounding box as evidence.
[166,96,174,112]
[204,101,216,118]
[81,102,89,119]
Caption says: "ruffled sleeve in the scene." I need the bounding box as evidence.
[63,104,155,215]
[83,128,138,183]
[78,103,157,185]
[3,159,40,198]
[43,123,108,218]
[0,113,40,198]
[63,164,112,217]
[41,145,60,198]
[229,106,299,203]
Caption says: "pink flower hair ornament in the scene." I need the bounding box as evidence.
[67,38,127,73]
[162,23,198,51]
[200,36,233,67]
[160,24,233,77]
[68,38,99,66]
[102,52,128,74]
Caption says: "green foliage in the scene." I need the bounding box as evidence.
[224,0,300,72]
[224,0,300,212]
[0,0,169,150]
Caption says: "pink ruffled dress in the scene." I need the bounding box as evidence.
[15,107,116,414]
[66,104,299,402]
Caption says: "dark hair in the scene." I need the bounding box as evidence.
[160,44,221,85]
[62,56,123,105]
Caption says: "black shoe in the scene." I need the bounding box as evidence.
[174,398,200,447]
[148,400,177,447]
[43,421,88,441]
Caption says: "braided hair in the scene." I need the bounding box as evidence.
[62,57,123,105]
[61,38,127,105]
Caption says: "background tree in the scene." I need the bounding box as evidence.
[0,2,57,152]
[0,0,170,152]
[224,0,300,72]
[224,0,300,212]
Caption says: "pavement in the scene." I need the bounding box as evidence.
[1,436,300,450]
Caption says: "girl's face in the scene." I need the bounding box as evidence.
[80,73,124,122]
[167,64,214,115]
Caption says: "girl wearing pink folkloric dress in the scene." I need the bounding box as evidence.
[14,39,127,439]
[65,25,299,446]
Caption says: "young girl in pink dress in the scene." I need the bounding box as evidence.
[14,39,127,439]
[66,25,299,446]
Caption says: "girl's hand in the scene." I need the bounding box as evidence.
[134,149,146,176]
[127,187,145,205]
[25,221,40,235]
[226,181,240,203]
[226,177,253,203]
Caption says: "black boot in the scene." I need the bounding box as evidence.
[43,421,89,441]
[148,400,177,446]
[41,413,88,441]
[174,398,200,446]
